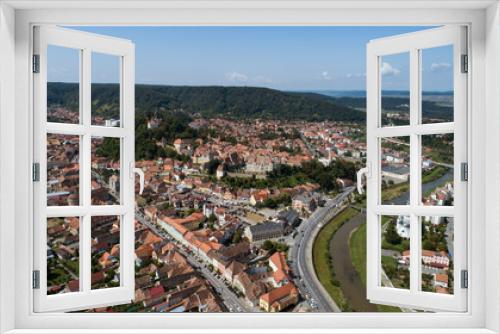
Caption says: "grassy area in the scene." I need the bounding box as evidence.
[349,222,401,312]
[349,223,367,286]
[381,182,409,203]
[312,207,358,311]
[422,165,447,183]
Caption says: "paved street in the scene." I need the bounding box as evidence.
[289,187,355,312]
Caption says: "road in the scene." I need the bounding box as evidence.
[135,212,252,313]
[290,187,355,312]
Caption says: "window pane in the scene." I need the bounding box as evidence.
[421,216,454,294]
[91,137,120,205]
[47,134,80,206]
[47,217,80,294]
[380,215,410,290]
[380,52,410,127]
[91,52,120,127]
[421,45,454,124]
[380,137,410,205]
[421,134,454,206]
[47,45,80,124]
[91,216,120,290]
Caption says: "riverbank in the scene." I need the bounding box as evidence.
[312,207,358,311]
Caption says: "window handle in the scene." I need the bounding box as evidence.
[356,163,371,194]
[130,163,145,195]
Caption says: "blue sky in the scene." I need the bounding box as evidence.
[48,26,453,91]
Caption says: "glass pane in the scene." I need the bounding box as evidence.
[91,137,120,205]
[380,52,410,127]
[421,45,454,124]
[421,134,454,206]
[47,45,80,124]
[380,137,410,205]
[421,216,454,294]
[47,217,80,294]
[91,216,120,290]
[47,134,80,206]
[380,215,410,290]
[91,52,120,127]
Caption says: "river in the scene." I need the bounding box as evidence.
[388,169,453,205]
[327,168,454,311]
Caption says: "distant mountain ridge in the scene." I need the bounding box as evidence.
[297,90,453,98]
[47,82,366,122]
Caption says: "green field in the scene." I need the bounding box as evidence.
[312,207,358,311]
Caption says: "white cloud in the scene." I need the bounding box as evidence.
[380,62,400,76]
[225,71,248,82]
[322,71,332,80]
[430,62,451,72]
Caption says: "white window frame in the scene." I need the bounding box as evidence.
[365,26,467,312]
[32,26,136,312]
[0,1,499,334]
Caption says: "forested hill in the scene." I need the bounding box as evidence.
[47,82,366,122]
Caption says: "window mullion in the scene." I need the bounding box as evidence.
[409,47,421,293]
[80,47,92,293]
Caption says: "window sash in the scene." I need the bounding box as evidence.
[32,26,135,312]
[366,25,468,312]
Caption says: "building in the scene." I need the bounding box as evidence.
[216,164,226,180]
[292,193,318,215]
[396,215,410,239]
[268,252,290,286]
[400,250,449,269]
[259,282,299,312]
[244,221,285,242]
[277,208,300,228]
[159,212,205,232]
[173,138,193,156]
[245,155,273,174]
[381,165,410,184]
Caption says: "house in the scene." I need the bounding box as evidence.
[233,271,264,307]
[221,260,246,283]
[292,193,318,215]
[173,138,193,156]
[401,250,450,269]
[250,189,270,206]
[159,212,206,232]
[268,252,290,286]
[147,117,160,129]
[259,282,299,312]
[434,273,449,288]
[277,208,300,228]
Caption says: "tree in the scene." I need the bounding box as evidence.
[232,229,243,244]
[204,159,221,175]
[385,221,402,245]
[262,240,274,251]
[96,137,120,161]
[207,214,217,223]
